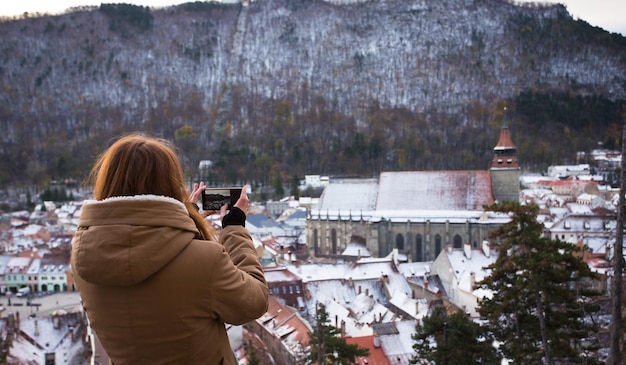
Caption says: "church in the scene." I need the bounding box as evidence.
[306,123,520,262]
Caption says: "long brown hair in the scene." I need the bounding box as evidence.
[89,133,215,240]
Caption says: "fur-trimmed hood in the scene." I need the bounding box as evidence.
[72,195,200,287]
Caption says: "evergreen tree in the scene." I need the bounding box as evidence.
[273,173,285,199]
[411,307,499,364]
[476,202,602,365]
[308,302,369,364]
[290,174,300,199]
[248,343,259,365]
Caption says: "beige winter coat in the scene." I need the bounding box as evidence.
[71,195,268,365]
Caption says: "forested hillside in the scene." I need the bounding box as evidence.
[0,0,624,193]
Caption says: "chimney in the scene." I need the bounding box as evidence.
[469,271,476,289]
[482,240,490,258]
[464,242,471,259]
[447,244,452,254]
[365,288,369,297]
[358,285,362,295]
[374,333,381,348]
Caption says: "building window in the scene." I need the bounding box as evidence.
[435,234,442,256]
[313,229,319,255]
[395,233,405,250]
[331,229,337,254]
[296,285,301,294]
[416,234,423,262]
[453,234,462,249]
[289,286,293,294]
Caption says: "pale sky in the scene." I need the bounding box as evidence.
[0,0,625,36]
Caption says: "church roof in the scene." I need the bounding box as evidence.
[317,180,379,211]
[377,171,494,211]
[493,126,516,150]
[317,170,494,213]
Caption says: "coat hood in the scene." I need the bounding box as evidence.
[72,195,201,287]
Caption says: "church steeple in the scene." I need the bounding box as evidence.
[491,109,519,169]
[490,108,520,203]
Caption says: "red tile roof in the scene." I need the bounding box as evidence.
[345,335,391,365]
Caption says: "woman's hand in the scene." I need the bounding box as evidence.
[220,185,250,222]
[187,182,216,217]
[188,181,206,204]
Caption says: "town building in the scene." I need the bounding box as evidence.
[1,311,88,364]
[429,242,497,317]
[306,124,517,262]
[264,266,305,309]
[245,296,311,365]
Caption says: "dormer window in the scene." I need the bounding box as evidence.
[564,221,571,229]
[507,159,512,163]
[584,221,590,230]
[497,159,503,164]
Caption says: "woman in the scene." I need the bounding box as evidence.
[71,134,268,365]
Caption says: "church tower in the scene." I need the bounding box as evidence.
[490,112,520,203]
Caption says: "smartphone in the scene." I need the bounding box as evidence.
[201,187,242,211]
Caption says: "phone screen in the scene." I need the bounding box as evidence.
[201,188,242,211]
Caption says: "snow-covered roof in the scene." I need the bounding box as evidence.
[290,263,348,282]
[7,256,31,269]
[23,224,44,235]
[396,261,433,278]
[317,180,378,211]
[445,248,497,295]
[550,215,614,233]
[316,293,375,337]
[388,292,429,320]
[375,320,417,362]
[27,258,41,274]
[264,267,301,283]
[584,236,609,255]
[341,243,371,258]
[376,171,494,211]
[567,203,593,215]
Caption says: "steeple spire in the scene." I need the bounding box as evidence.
[491,107,519,169]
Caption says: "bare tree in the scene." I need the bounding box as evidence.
[609,119,626,365]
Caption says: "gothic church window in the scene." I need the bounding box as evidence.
[453,234,462,249]
[416,234,423,262]
[435,234,442,256]
[396,233,405,250]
